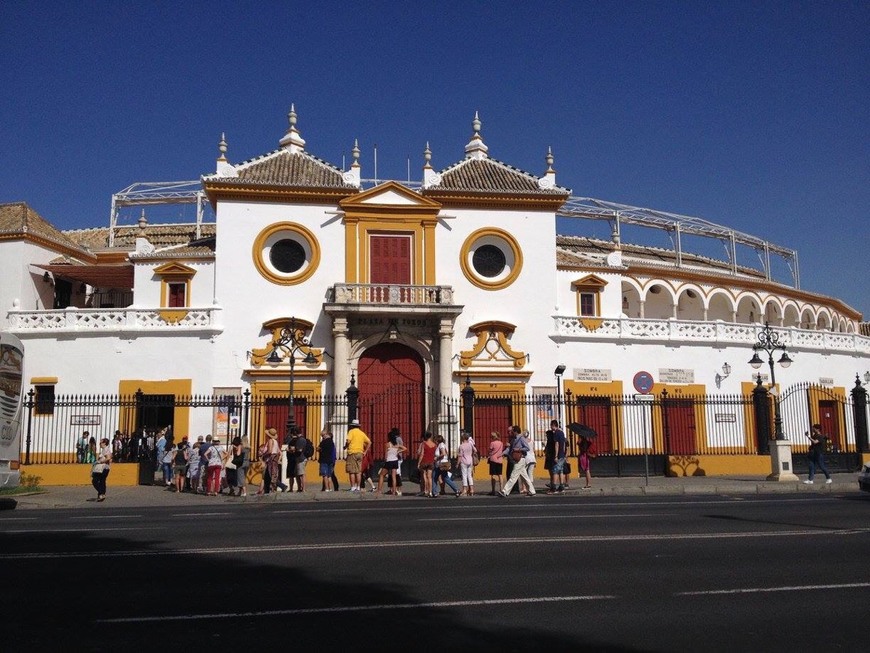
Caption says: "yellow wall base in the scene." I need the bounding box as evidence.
[667,455,773,477]
[22,464,140,486]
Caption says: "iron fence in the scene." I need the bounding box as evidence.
[20,382,868,466]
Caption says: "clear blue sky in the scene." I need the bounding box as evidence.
[2,1,867,317]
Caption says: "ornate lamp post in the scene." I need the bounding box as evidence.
[266,317,318,437]
[748,322,798,481]
[748,322,793,440]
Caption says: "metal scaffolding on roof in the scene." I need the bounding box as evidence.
[558,196,800,288]
[109,181,207,247]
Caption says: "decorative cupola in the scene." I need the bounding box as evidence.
[278,104,306,153]
[215,132,237,176]
[343,139,361,187]
[539,146,557,189]
[422,142,441,189]
[464,111,489,160]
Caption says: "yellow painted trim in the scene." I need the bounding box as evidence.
[344,216,358,283]
[154,261,196,309]
[459,324,526,369]
[459,227,524,291]
[423,219,436,284]
[358,228,420,284]
[806,385,848,449]
[158,309,190,324]
[251,222,321,286]
[29,377,58,384]
[470,382,531,432]
[118,379,193,440]
[248,380,324,446]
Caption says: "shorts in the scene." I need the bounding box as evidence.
[319,462,335,477]
[418,462,434,471]
[384,460,399,470]
[173,464,187,476]
[294,460,307,476]
[551,457,566,474]
[488,461,503,476]
[346,452,363,474]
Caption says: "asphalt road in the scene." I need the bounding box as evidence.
[2,493,869,652]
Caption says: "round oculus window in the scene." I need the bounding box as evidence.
[472,244,506,278]
[252,222,320,285]
[269,238,306,274]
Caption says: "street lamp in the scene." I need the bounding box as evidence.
[265,317,318,437]
[748,322,793,440]
[554,364,566,425]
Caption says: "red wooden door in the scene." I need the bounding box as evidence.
[571,398,613,454]
[264,398,307,441]
[370,234,412,302]
[357,343,424,458]
[817,400,842,451]
[662,400,696,455]
[474,398,514,445]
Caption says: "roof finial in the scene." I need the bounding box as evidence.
[423,142,432,168]
[464,111,489,159]
[279,103,306,152]
[138,209,148,229]
[217,133,228,162]
[352,138,360,167]
[546,146,554,172]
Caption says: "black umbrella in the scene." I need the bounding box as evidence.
[568,423,597,439]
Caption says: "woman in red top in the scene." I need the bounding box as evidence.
[416,431,437,497]
[487,431,504,496]
[578,434,596,489]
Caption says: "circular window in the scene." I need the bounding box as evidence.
[460,228,523,290]
[472,244,506,278]
[252,222,320,285]
[269,239,306,274]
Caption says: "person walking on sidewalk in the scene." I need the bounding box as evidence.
[547,420,567,494]
[499,426,536,497]
[487,431,504,496]
[804,423,833,485]
[91,437,112,502]
[578,433,596,489]
[432,434,460,497]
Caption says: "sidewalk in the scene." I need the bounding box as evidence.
[6,473,863,510]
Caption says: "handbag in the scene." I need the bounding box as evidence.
[472,450,481,466]
[511,449,523,463]
[438,461,451,471]
[91,462,105,474]
[224,459,237,470]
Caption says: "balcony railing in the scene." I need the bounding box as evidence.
[552,316,870,354]
[330,284,454,305]
[6,306,223,333]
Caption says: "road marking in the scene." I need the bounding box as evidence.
[2,527,866,559]
[170,512,234,517]
[2,527,163,534]
[70,515,143,520]
[98,594,617,623]
[417,512,677,522]
[0,517,37,521]
[677,582,870,596]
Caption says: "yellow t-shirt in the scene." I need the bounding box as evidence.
[346,427,370,455]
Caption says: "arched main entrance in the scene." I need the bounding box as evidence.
[357,342,425,458]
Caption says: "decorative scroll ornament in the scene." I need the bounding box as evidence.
[459,321,526,369]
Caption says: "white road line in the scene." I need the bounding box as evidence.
[98,594,617,623]
[418,513,677,522]
[170,512,234,517]
[2,527,866,559]
[0,517,37,521]
[678,582,870,596]
[71,515,143,520]
[3,526,164,534]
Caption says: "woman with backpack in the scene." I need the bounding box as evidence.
[432,434,460,498]
[172,441,189,493]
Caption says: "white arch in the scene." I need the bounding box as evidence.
[735,292,764,324]
[642,281,677,320]
[675,283,705,320]
[707,289,736,322]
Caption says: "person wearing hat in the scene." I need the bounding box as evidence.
[345,419,370,492]
[259,427,282,494]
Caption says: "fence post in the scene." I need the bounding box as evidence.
[461,374,474,436]
[346,373,359,425]
[852,375,869,453]
[752,376,772,454]
[23,388,34,465]
[242,388,251,439]
[660,389,671,454]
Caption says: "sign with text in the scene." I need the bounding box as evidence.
[658,368,695,384]
[573,368,612,382]
[71,415,101,426]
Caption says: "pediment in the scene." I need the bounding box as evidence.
[153,261,196,277]
[340,181,442,211]
[571,274,608,290]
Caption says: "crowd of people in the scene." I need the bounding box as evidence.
[83,419,599,501]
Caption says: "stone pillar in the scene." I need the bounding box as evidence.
[852,376,869,453]
[438,319,454,398]
[331,316,350,404]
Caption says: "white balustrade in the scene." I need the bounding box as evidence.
[7,307,222,334]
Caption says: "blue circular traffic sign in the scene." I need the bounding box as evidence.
[633,371,654,394]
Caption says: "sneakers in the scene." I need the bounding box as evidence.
[825,478,833,484]
[803,480,814,484]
